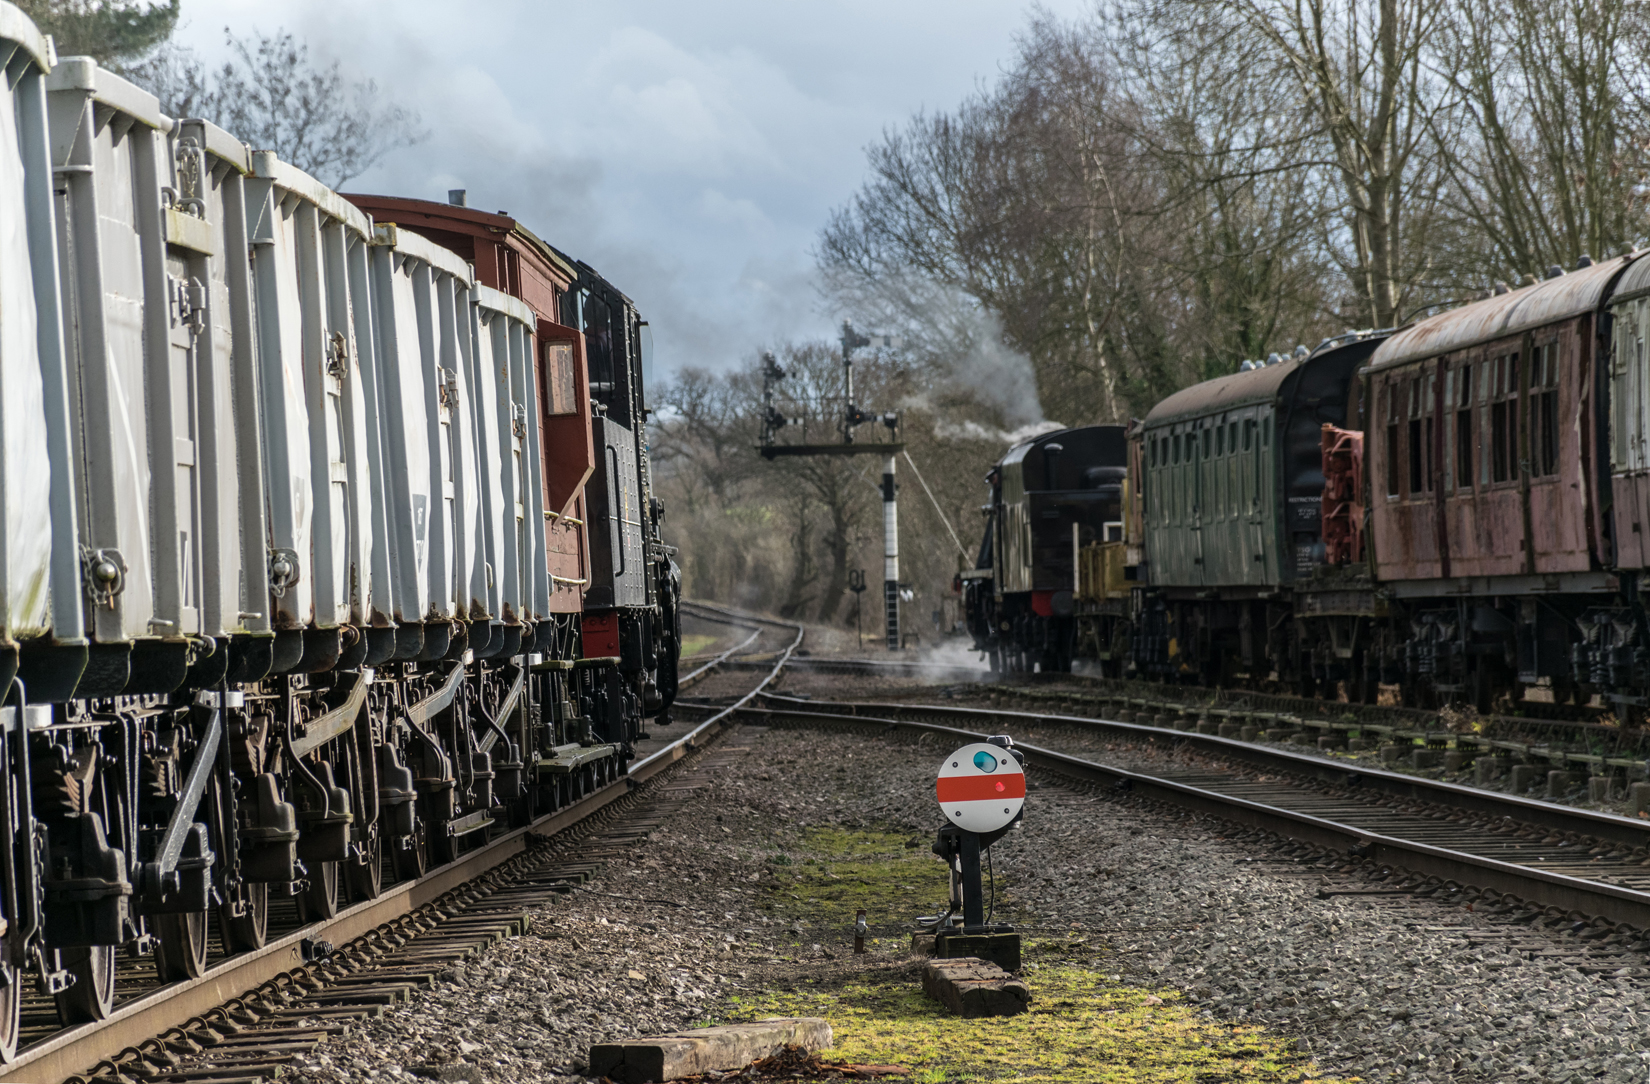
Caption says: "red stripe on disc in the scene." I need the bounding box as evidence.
[936,774,1026,803]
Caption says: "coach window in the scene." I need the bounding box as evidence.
[1385,381,1399,498]
[1455,362,1474,489]
[1215,423,1224,457]
[1243,417,1254,451]
[1533,342,1559,477]
[1489,351,1521,483]
[1407,374,1433,495]
[542,341,578,414]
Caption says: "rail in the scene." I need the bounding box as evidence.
[3,626,804,1084]
[748,695,1650,931]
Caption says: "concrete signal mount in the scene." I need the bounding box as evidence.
[927,735,1025,970]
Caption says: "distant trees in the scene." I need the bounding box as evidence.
[12,0,176,66]
[821,0,1650,424]
[124,29,425,188]
[653,344,992,638]
[18,0,426,188]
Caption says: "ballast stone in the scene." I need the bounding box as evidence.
[588,1016,831,1083]
[922,957,1031,1018]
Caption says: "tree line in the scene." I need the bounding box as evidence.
[15,0,421,187]
[657,0,1650,636]
[820,0,1650,424]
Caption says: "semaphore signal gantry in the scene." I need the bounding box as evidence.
[757,321,907,649]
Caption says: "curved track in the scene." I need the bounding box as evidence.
[676,603,765,689]
[750,693,1650,931]
[6,620,804,1084]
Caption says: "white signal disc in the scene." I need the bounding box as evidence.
[935,743,1026,834]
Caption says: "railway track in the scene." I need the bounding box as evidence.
[675,602,814,692]
[759,644,1650,767]
[12,622,802,1084]
[748,693,1650,936]
[1024,672,1650,758]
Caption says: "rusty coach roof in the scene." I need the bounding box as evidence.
[1608,250,1650,304]
[1369,254,1639,371]
[1143,355,1303,427]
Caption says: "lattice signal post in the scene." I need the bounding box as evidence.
[758,323,905,650]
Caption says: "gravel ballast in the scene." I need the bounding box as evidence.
[276,718,1650,1084]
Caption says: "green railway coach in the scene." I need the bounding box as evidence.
[1135,333,1387,683]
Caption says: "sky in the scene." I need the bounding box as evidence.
[168,0,1092,379]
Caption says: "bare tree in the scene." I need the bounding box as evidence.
[1430,0,1650,283]
[13,0,176,66]
[126,28,424,188]
[1165,0,1448,327]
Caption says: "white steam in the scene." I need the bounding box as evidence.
[931,418,1066,445]
[822,270,1051,434]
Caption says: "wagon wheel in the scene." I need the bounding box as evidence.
[153,910,209,981]
[347,829,383,902]
[54,945,116,1024]
[391,807,429,883]
[0,956,21,1062]
[220,881,269,954]
[421,795,456,867]
[296,861,339,923]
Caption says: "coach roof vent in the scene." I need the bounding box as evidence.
[1577,254,1594,269]
[1546,265,1565,278]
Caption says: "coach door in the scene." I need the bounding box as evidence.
[1239,411,1260,585]
[1189,419,1206,586]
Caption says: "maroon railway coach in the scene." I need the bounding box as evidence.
[1359,256,1633,709]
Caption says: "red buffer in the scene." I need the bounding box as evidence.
[1321,423,1364,565]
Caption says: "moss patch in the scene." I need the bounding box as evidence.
[680,633,720,656]
[765,827,955,928]
[729,958,1352,1083]
[747,824,1350,1082]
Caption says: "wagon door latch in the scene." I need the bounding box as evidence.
[269,548,301,598]
[168,274,207,337]
[81,547,126,608]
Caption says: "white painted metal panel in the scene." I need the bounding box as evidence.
[0,17,66,647]
[247,151,374,635]
[48,60,178,646]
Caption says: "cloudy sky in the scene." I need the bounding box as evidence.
[169,0,1089,378]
